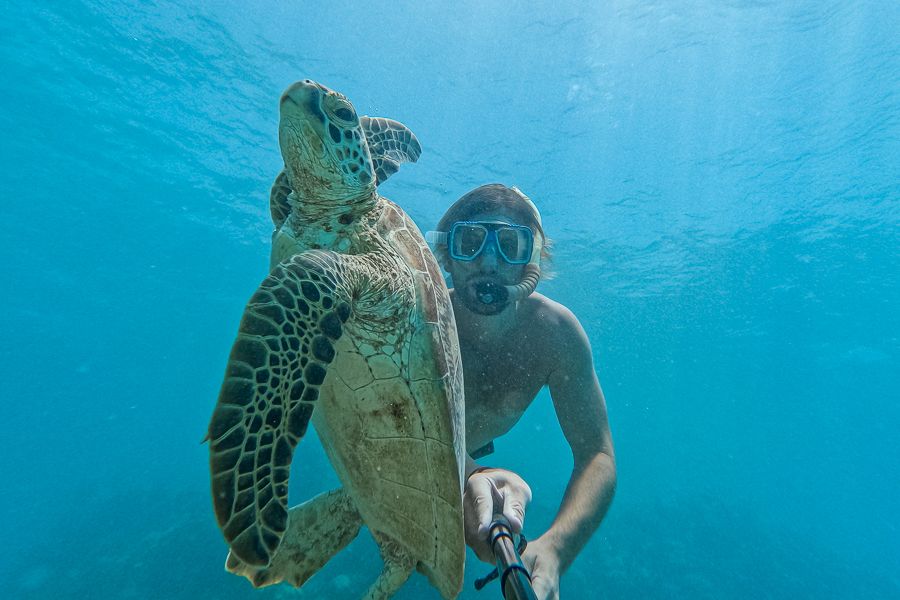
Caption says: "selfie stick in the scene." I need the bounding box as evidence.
[475,514,538,600]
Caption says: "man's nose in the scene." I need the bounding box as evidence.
[478,239,500,271]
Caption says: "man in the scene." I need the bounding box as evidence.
[427,184,617,600]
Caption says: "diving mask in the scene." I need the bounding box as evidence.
[430,221,534,265]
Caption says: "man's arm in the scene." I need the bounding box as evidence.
[538,305,617,572]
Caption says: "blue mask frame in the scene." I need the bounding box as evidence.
[447,221,534,264]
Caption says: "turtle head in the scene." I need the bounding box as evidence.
[278,80,376,206]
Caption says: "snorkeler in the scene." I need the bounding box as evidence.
[428,184,617,600]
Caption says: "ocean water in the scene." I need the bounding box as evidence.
[2,1,898,598]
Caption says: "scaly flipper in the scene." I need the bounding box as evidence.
[207,251,354,567]
[269,170,293,231]
[225,488,362,588]
[363,532,416,600]
[360,116,421,185]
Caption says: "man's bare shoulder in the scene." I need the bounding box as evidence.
[521,293,590,350]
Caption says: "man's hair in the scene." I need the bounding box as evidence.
[435,183,553,275]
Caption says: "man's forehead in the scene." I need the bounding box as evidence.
[455,212,524,226]
[456,215,517,225]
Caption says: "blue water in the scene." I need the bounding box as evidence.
[2,1,898,598]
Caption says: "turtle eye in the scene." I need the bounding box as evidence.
[324,93,357,126]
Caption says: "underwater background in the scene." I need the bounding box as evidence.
[2,1,898,598]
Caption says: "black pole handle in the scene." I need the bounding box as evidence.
[485,514,538,600]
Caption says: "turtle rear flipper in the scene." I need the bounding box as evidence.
[207,251,354,567]
[225,488,362,588]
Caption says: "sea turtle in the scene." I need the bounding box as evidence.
[205,80,466,599]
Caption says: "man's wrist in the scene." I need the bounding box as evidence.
[465,465,495,483]
[463,455,478,481]
[534,531,567,567]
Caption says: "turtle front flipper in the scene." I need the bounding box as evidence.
[269,169,293,231]
[360,116,421,185]
[207,251,354,567]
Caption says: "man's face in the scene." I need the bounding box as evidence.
[443,212,530,315]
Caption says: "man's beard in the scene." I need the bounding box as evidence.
[458,274,511,315]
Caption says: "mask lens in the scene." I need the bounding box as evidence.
[496,227,532,263]
[451,224,488,259]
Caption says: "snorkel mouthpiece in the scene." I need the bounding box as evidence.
[476,280,508,307]
[462,276,510,315]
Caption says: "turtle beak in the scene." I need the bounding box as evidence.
[280,80,326,107]
[280,82,323,130]
[279,81,328,162]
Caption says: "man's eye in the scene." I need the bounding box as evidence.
[498,233,517,254]
[461,231,484,252]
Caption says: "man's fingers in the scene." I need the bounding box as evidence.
[476,548,493,563]
[500,480,530,533]
[501,489,528,532]
[469,475,495,533]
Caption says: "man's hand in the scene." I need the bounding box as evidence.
[521,536,561,600]
[463,467,532,562]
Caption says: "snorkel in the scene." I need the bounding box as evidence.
[500,187,543,303]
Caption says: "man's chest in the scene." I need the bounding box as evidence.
[463,353,540,393]
[459,339,549,442]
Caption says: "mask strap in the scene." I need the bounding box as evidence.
[425,230,447,245]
